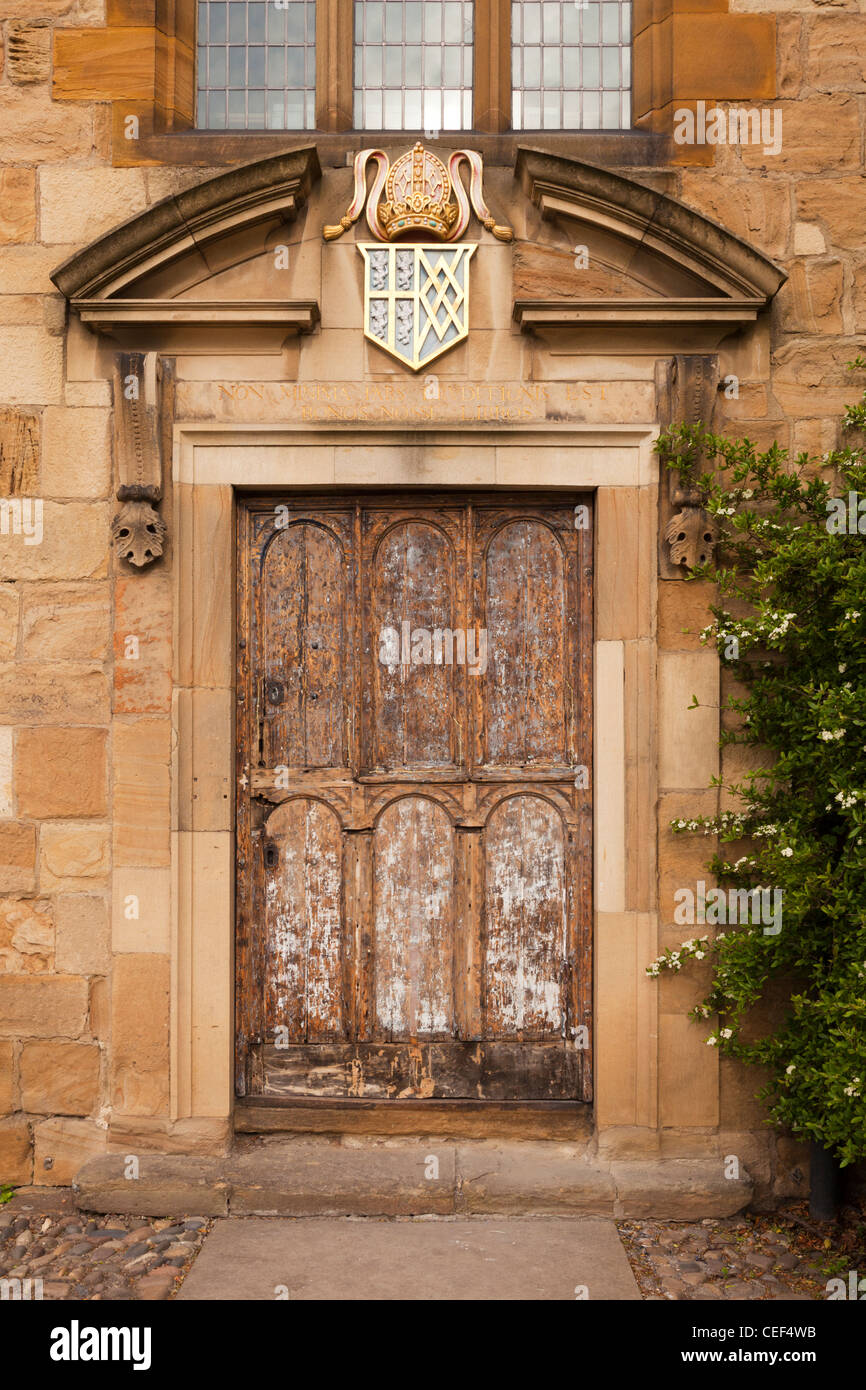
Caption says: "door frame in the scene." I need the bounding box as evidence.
[169,422,659,1138]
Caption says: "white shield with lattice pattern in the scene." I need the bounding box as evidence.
[360,243,476,371]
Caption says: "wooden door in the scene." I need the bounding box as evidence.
[236,494,592,1101]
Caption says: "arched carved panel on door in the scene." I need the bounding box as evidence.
[261,521,347,768]
[263,797,344,1044]
[369,520,459,771]
[482,520,567,767]
[373,796,455,1040]
[484,794,567,1039]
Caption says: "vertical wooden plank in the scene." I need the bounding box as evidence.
[373,797,455,1039]
[371,520,456,769]
[264,798,344,1042]
[484,794,567,1043]
[303,523,346,766]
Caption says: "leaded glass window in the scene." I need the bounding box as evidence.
[196,0,317,130]
[353,1,474,131]
[512,0,631,130]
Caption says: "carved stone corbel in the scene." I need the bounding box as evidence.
[656,353,719,577]
[111,351,166,568]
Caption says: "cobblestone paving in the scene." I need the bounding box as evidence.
[618,1203,866,1301]
[0,1188,211,1301]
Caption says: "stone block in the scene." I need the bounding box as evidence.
[0,822,36,892]
[658,651,719,791]
[40,821,111,892]
[113,571,172,714]
[0,726,11,818]
[53,27,158,103]
[0,502,110,582]
[110,953,169,1116]
[658,579,716,651]
[112,867,170,953]
[659,1012,719,1127]
[797,176,866,251]
[176,688,231,832]
[39,165,149,247]
[0,973,88,1038]
[7,20,52,84]
[21,582,110,659]
[612,1159,752,1218]
[0,326,62,404]
[457,1143,614,1214]
[0,405,39,493]
[15,727,107,818]
[777,260,844,335]
[0,85,91,163]
[112,719,171,867]
[0,586,19,659]
[0,168,37,245]
[0,895,53,971]
[33,1116,106,1186]
[806,15,866,90]
[41,406,111,499]
[0,1039,14,1113]
[74,1153,229,1216]
[0,1116,32,1184]
[20,1040,100,1114]
[54,893,110,975]
[740,98,860,174]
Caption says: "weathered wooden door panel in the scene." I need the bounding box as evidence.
[261,520,349,769]
[484,794,568,1039]
[263,798,344,1044]
[370,522,459,771]
[238,494,592,1104]
[373,797,455,1040]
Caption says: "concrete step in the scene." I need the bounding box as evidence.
[73,1137,753,1219]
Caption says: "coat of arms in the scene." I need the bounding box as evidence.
[323,143,512,371]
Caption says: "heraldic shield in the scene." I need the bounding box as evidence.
[360,242,476,371]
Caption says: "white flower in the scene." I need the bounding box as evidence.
[695,950,705,959]
[819,729,846,741]
[781,847,794,857]
[786,1065,796,1075]
[706,1036,719,1046]
[839,663,847,674]
[720,1028,733,1039]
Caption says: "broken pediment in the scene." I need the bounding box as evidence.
[50,147,322,354]
[512,148,786,353]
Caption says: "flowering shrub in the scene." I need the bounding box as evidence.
[647,363,866,1166]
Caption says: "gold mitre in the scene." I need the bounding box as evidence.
[324,143,512,243]
[377,144,457,240]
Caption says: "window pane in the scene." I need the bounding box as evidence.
[228,44,245,84]
[248,1,265,40]
[286,5,305,41]
[354,0,473,130]
[247,45,265,85]
[198,0,316,129]
[511,0,630,131]
[228,2,245,41]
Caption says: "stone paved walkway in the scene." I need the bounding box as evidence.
[1,1187,862,1300]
